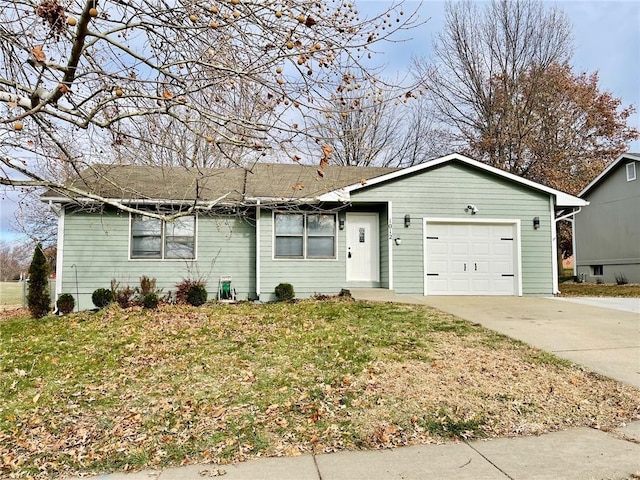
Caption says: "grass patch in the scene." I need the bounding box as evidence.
[0,282,24,306]
[558,282,640,297]
[0,299,638,479]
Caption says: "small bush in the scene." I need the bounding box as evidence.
[138,276,160,296]
[186,284,208,306]
[56,293,75,315]
[615,273,629,285]
[275,282,295,302]
[92,288,114,308]
[115,285,136,308]
[142,293,159,309]
[176,279,205,304]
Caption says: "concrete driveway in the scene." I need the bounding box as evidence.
[349,290,640,388]
[421,296,640,388]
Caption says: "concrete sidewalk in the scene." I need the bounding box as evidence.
[66,422,640,480]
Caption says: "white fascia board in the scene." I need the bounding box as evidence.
[317,189,350,202]
[246,196,320,204]
[331,153,587,208]
[40,197,239,207]
[578,153,640,198]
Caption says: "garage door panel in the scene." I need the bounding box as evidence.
[493,278,515,292]
[471,279,491,292]
[451,242,469,255]
[474,261,489,273]
[451,279,471,293]
[470,242,490,255]
[428,278,449,293]
[451,260,467,273]
[493,261,513,274]
[425,222,517,296]
[429,260,449,272]
[493,243,512,256]
[429,242,448,255]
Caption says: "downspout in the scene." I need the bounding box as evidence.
[387,201,393,290]
[550,201,559,295]
[572,217,577,277]
[49,201,65,306]
[255,199,261,301]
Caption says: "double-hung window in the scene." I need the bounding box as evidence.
[131,214,196,259]
[274,213,336,259]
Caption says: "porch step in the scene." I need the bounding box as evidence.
[348,288,397,302]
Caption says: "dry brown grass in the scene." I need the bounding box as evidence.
[1,299,638,479]
[559,282,640,297]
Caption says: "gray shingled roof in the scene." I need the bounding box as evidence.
[44,163,398,204]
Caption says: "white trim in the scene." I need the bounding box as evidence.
[333,154,587,208]
[388,201,393,290]
[579,153,640,197]
[550,201,559,295]
[128,213,198,261]
[256,201,261,298]
[571,216,577,277]
[626,162,637,181]
[54,207,65,301]
[422,217,523,296]
[271,211,339,261]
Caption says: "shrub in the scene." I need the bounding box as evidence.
[138,276,160,296]
[92,288,114,308]
[186,284,208,306]
[112,280,136,308]
[142,293,159,309]
[176,279,205,304]
[27,243,50,319]
[615,273,629,285]
[275,282,295,302]
[56,293,75,315]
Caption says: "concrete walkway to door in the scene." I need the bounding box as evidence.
[349,290,640,388]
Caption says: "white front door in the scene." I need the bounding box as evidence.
[346,213,379,282]
[425,222,517,295]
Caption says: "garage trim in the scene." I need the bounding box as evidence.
[422,218,523,296]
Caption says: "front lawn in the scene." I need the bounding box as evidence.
[1,299,638,479]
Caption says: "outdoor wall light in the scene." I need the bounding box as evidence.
[533,217,540,229]
[404,214,411,227]
[395,237,402,246]
[339,218,345,230]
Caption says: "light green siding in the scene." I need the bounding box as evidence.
[258,209,348,301]
[351,163,554,295]
[60,210,255,310]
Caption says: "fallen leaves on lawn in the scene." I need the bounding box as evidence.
[0,300,638,479]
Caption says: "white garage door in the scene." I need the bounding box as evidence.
[425,222,517,295]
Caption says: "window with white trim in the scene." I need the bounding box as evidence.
[274,213,336,259]
[626,162,636,182]
[131,214,195,259]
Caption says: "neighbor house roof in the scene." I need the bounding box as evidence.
[578,152,640,198]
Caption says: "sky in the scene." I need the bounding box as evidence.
[1,0,639,244]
